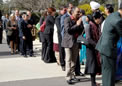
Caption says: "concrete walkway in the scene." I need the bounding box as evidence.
[0,30,121,86]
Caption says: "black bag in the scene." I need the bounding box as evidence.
[77,30,89,46]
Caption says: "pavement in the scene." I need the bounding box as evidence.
[0,30,121,86]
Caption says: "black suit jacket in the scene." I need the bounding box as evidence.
[96,12,122,58]
[61,17,84,48]
[43,15,55,35]
[21,20,32,38]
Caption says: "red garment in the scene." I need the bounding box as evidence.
[90,21,101,74]
[70,16,79,38]
[53,43,59,52]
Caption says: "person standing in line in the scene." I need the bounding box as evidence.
[96,3,122,86]
[15,10,20,52]
[0,20,3,44]
[21,13,34,57]
[15,10,20,21]
[61,7,84,84]
[90,1,105,24]
[60,3,73,38]
[18,13,25,55]
[101,4,114,32]
[116,37,122,81]
[43,7,56,63]
[26,11,35,57]
[84,12,102,86]
[55,6,67,71]
[7,14,18,54]
[3,13,10,46]
[39,11,48,60]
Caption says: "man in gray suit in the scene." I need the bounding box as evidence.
[96,3,122,86]
[61,7,84,84]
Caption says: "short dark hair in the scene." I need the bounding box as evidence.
[59,5,67,10]
[105,4,114,13]
[92,11,101,19]
[119,2,122,9]
[80,9,85,15]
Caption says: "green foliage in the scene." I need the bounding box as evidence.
[54,0,63,8]
[0,0,3,5]
[78,4,105,15]
[99,6,105,13]
[78,4,92,15]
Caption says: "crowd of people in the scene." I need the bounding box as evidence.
[0,1,122,86]
[0,10,35,57]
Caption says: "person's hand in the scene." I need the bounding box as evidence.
[27,24,32,28]
[23,36,26,40]
[13,27,17,30]
[11,27,15,30]
[76,18,82,26]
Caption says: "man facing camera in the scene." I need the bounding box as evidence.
[61,7,84,84]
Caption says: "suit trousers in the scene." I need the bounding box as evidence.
[19,37,24,54]
[75,54,81,74]
[23,38,33,55]
[0,30,3,43]
[58,34,65,67]
[101,54,116,86]
[65,43,79,80]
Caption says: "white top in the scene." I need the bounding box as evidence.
[101,20,105,32]
[53,24,59,44]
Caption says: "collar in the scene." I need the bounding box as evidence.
[70,15,77,21]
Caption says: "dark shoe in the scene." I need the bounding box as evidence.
[66,80,74,85]
[61,66,65,71]
[11,51,14,55]
[11,52,14,55]
[14,51,18,54]
[23,55,28,58]
[72,78,80,82]
[29,54,36,57]
[75,72,84,76]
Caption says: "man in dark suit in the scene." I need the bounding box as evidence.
[55,6,67,71]
[61,7,84,84]
[27,11,35,56]
[21,13,33,57]
[96,3,122,86]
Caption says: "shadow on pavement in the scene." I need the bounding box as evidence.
[0,76,120,86]
[0,51,11,56]
[0,77,91,86]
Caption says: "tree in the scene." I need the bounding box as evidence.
[8,0,52,11]
[0,0,3,5]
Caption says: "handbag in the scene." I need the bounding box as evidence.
[77,30,89,46]
[40,21,46,32]
[7,21,13,36]
[7,29,13,36]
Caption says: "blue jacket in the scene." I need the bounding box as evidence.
[60,13,70,37]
